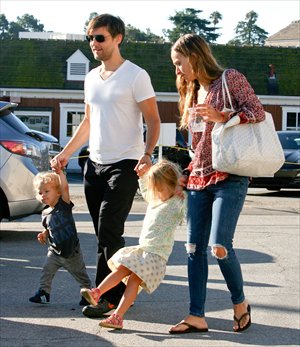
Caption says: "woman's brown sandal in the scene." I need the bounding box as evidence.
[233,304,251,332]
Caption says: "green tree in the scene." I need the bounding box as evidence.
[210,11,222,26]
[84,12,99,33]
[1,13,45,38]
[7,21,25,38]
[16,14,44,32]
[0,14,9,39]
[163,8,220,43]
[125,24,164,42]
[229,11,268,46]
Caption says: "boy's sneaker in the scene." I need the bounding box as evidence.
[80,287,101,306]
[99,313,123,329]
[29,289,50,304]
[82,298,117,318]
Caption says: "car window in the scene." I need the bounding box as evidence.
[0,110,30,134]
[278,133,300,150]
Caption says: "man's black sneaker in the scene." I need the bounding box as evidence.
[29,289,50,304]
[79,296,90,306]
[82,298,116,318]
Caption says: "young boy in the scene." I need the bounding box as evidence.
[29,170,91,305]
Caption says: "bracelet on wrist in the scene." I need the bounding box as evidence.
[144,152,152,158]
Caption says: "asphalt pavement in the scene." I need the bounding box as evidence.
[0,174,299,347]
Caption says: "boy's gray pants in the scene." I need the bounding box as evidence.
[39,244,91,294]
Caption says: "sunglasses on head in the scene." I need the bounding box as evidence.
[86,34,109,43]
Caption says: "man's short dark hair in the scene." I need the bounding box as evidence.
[86,13,125,44]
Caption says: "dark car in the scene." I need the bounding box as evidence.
[78,127,191,174]
[0,101,61,221]
[152,128,191,170]
[249,131,300,190]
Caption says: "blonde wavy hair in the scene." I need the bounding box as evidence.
[146,160,181,202]
[171,34,224,128]
[33,172,61,199]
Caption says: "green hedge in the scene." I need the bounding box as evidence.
[0,39,299,95]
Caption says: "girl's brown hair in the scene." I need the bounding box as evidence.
[171,34,224,128]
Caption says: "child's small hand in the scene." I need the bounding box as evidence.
[179,175,188,188]
[136,163,148,177]
[52,167,61,174]
[37,231,47,244]
[174,185,185,199]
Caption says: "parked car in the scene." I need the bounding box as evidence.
[152,128,191,169]
[0,101,61,221]
[78,127,191,174]
[249,131,300,190]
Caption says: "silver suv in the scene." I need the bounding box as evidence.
[0,101,61,221]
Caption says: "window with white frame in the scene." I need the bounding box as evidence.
[14,110,52,133]
[66,110,85,137]
[59,103,85,144]
[282,106,300,131]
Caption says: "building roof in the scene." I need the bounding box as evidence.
[0,39,299,96]
[265,20,300,47]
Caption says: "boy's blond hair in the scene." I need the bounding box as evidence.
[33,172,61,199]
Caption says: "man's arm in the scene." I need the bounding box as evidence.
[135,97,160,175]
[50,103,91,171]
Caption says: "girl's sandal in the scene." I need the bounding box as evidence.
[99,313,123,330]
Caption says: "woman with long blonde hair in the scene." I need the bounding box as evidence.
[169,34,265,334]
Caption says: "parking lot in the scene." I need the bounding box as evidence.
[0,177,299,347]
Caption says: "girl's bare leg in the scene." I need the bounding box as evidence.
[97,265,131,296]
[114,273,142,318]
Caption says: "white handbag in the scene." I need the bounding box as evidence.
[211,71,285,177]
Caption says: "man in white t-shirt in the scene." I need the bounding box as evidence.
[51,14,160,317]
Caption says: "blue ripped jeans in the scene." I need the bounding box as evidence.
[186,175,249,318]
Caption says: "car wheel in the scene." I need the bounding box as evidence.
[0,202,3,222]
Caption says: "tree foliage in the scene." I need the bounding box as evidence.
[125,24,164,43]
[228,11,268,46]
[163,8,221,43]
[0,10,270,46]
[210,11,222,27]
[0,14,9,39]
[84,12,99,33]
[0,13,44,39]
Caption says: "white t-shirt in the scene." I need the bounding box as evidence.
[84,60,156,164]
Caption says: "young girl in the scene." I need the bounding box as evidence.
[80,160,186,329]
[29,170,91,305]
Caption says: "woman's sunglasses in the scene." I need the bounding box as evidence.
[86,34,110,43]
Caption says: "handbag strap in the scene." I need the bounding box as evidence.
[222,70,235,112]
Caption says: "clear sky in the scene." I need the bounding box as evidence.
[1,0,299,43]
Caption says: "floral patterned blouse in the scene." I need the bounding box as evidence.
[187,68,265,190]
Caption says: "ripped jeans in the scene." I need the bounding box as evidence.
[186,175,249,317]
